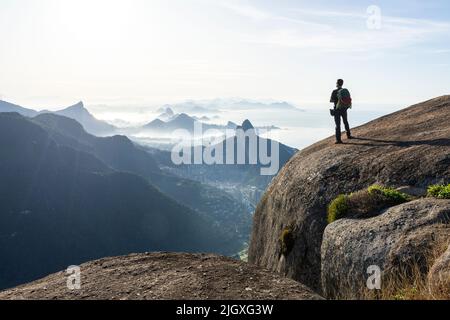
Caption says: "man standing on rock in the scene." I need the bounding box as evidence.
[330,79,353,144]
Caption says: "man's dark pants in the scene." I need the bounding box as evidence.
[334,107,351,142]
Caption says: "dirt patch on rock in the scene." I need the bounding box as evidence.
[0,253,322,300]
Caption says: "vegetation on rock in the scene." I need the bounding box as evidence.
[427,184,450,199]
[364,237,450,300]
[368,185,411,203]
[327,195,349,224]
[327,185,411,223]
[279,227,295,256]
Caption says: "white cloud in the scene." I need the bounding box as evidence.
[221,3,450,53]
[291,8,366,19]
[219,0,270,21]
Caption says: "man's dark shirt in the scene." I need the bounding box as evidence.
[330,88,340,109]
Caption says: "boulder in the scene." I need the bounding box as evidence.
[321,199,450,299]
[428,244,450,299]
[249,96,450,291]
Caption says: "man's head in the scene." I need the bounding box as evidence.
[336,79,344,88]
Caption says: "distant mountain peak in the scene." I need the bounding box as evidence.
[235,119,255,133]
[241,119,254,131]
[172,113,196,124]
[143,118,166,130]
[149,118,165,125]
[1,100,115,136]
[175,113,193,120]
[53,101,116,135]
[157,107,176,121]
[65,101,87,112]
[56,101,92,118]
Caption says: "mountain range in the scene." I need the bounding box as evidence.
[148,119,297,208]
[160,98,303,115]
[142,113,237,133]
[142,112,278,135]
[0,100,298,290]
[0,112,239,290]
[31,113,253,249]
[0,100,281,138]
[0,100,116,136]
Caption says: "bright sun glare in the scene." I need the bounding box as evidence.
[52,0,136,46]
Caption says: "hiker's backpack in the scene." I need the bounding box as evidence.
[338,88,352,108]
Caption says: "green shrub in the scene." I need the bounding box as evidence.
[279,227,295,256]
[327,194,349,224]
[327,185,411,224]
[368,185,411,203]
[427,184,450,199]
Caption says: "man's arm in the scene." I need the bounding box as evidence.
[330,90,338,106]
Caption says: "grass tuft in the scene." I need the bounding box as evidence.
[279,227,295,256]
[327,185,411,224]
[327,195,349,224]
[427,184,450,199]
[368,184,411,203]
[363,237,450,300]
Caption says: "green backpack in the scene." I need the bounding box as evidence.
[337,88,352,109]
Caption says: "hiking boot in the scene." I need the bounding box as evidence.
[335,140,343,144]
[347,135,354,139]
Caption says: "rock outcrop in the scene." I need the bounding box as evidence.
[321,198,450,299]
[428,244,450,298]
[0,253,322,300]
[249,96,450,291]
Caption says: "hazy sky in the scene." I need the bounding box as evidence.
[1,0,449,110]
